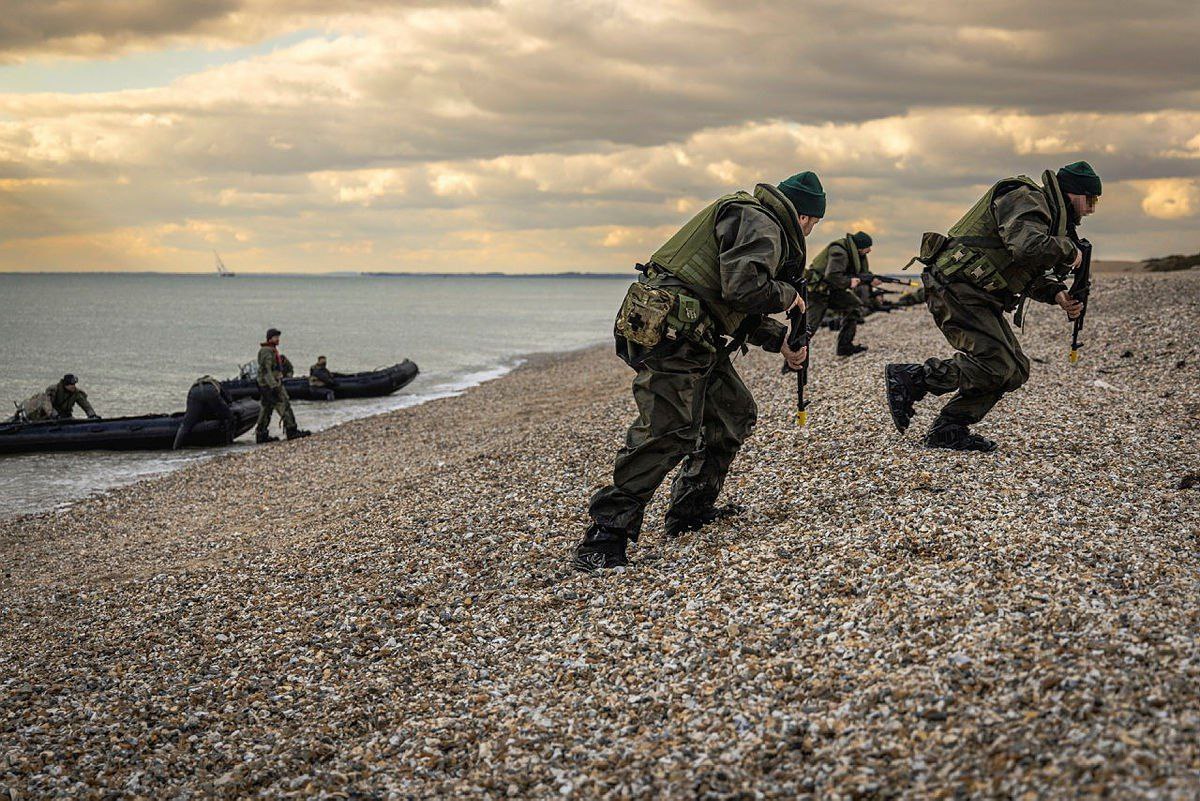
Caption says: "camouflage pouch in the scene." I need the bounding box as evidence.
[615,282,675,348]
[918,232,949,265]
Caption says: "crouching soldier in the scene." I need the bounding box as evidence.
[255,328,310,443]
[574,172,825,571]
[885,161,1100,451]
[805,231,879,357]
[18,374,100,421]
[173,376,236,449]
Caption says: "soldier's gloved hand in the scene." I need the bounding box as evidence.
[1055,290,1084,320]
[781,341,807,371]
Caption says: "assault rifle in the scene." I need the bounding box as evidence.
[857,272,921,288]
[1068,236,1093,363]
[784,280,811,426]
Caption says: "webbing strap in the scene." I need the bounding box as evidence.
[949,235,1005,249]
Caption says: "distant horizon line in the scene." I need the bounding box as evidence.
[0,270,633,278]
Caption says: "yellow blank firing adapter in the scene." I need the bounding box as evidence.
[797,410,808,427]
[1069,349,1080,363]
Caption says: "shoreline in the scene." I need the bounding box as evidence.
[0,342,609,522]
[2,271,1198,797]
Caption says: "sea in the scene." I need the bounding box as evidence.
[0,273,630,518]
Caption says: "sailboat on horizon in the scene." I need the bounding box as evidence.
[214,251,236,278]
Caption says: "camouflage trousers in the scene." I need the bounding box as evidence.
[255,385,298,434]
[588,338,757,541]
[807,288,864,354]
[920,272,1030,427]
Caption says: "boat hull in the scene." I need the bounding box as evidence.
[0,400,260,455]
[222,360,418,402]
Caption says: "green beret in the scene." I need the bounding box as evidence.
[850,231,873,251]
[1057,161,1102,196]
[777,171,826,218]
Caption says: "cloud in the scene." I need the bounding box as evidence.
[0,0,488,60]
[1136,179,1199,220]
[0,1,1198,272]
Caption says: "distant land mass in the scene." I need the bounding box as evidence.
[1142,252,1200,272]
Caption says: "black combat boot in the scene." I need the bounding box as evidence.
[664,503,745,539]
[885,363,927,432]
[255,431,279,444]
[923,423,997,453]
[572,525,629,572]
[285,427,311,440]
[837,343,869,357]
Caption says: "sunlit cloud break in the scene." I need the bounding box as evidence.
[0,0,1198,273]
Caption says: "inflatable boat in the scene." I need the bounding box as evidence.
[221,360,419,402]
[0,399,260,455]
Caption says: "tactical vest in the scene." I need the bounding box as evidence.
[806,235,862,293]
[648,183,805,336]
[932,171,1069,296]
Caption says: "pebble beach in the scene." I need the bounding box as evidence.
[2,271,1199,798]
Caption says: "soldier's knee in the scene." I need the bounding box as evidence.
[1003,363,1029,392]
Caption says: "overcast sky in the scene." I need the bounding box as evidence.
[1,0,1197,273]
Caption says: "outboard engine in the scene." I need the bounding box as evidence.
[238,362,259,381]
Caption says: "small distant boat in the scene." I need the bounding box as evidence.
[0,400,260,455]
[221,360,419,402]
[215,251,236,278]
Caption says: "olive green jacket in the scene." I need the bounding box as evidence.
[46,381,95,418]
[992,183,1076,303]
[815,242,870,293]
[710,201,800,351]
[257,345,284,388]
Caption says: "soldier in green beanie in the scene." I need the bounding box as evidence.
[886,161,1100,451]
[805,230,881,357]
[574,172,825,571]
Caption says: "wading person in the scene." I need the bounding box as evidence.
[885,161,1100,452]
[805,231,880,357]
[255,328,310,443]
[574,172,825,571]
[173,376,236,449]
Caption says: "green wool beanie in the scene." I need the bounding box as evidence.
[851,231,873,251]
[777,171,826,218]
[1056,161,1102,196]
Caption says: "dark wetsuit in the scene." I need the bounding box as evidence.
[173,378,235,449]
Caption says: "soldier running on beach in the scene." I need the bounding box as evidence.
[574,172,824,571]
[885,161,1101,451]
[804,231,880,357]
[255,328,310,443]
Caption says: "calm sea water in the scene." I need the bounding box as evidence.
[0,273,630,518]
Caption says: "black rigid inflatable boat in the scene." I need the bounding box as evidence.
[0,399,260,455]
[221,359,419,401]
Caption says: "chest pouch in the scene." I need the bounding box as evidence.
[935,244,1009,293]
[615,282,676,348]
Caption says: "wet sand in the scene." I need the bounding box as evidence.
[2,272,1199,798]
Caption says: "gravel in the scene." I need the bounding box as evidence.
[2,271,1198,799]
